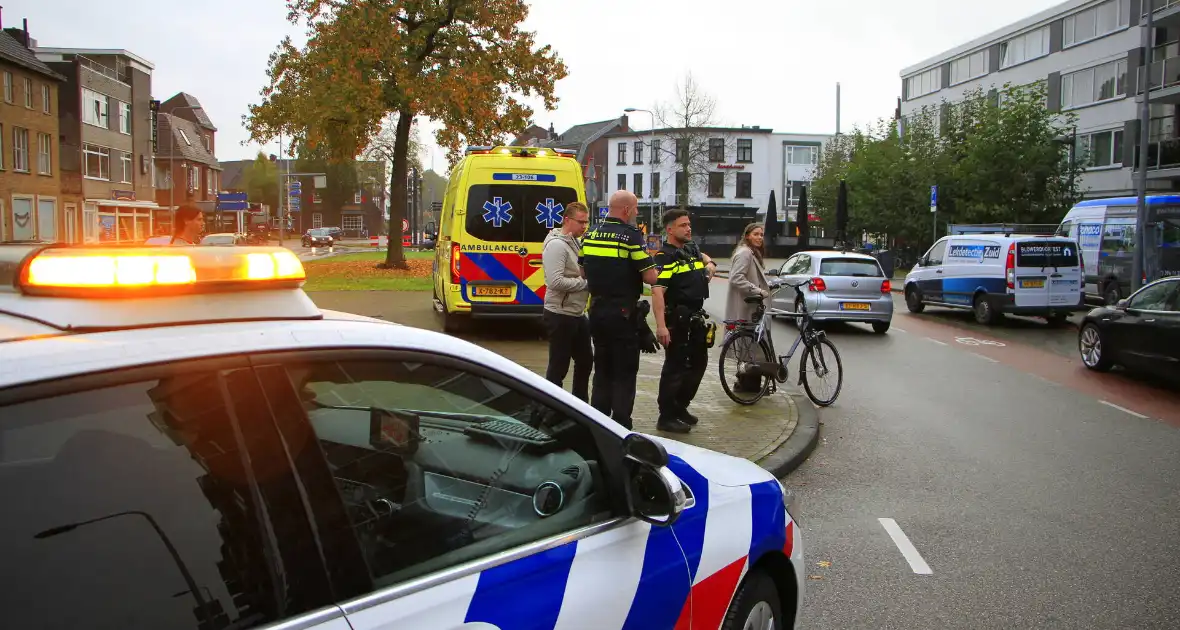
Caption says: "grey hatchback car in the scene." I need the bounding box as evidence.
[769,250,895,333]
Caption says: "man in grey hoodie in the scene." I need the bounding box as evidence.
[542,201,593,401]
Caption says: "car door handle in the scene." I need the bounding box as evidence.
[935,269,943,274]
[1144,319,1156,323]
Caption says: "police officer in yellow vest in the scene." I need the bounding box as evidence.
[651,208,717,433]
[582,190,659,430]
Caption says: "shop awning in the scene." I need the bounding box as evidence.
[92,199,162,209]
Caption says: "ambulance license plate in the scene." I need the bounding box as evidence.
[1020,279,1045,289]
[473,285,513,297]
[840,302,871,311]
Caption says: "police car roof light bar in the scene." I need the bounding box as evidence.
[4,245,306,299]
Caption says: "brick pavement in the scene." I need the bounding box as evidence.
[309,290,799,463]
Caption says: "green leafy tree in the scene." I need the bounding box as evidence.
[242,152,280,214]
[245,0,568,269]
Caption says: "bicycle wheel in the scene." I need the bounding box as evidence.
[800,336,843,407]
[719,330,773,405]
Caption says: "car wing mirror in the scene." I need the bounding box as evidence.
[622,434,688,527]
[766,268,780,276]
[1116,298,1129,310]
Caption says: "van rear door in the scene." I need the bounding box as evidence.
[1013,239,1082,309]
[462,180,579,306]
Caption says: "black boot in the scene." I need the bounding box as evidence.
[656,416,692,434]
[681,411,700,426]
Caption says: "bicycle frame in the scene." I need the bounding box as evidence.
[736,283,822,368]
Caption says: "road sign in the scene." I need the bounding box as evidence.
[289,180,302,191]
[402,218,410,232]
[288,196,301,212]
[930,185,938,213]
[216,192,249,212]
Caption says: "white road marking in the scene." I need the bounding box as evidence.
[891,327,908,333]
[1031,374,1058,387]
[1099,400,1149,419]
[969,352,1000,363]
[878,518,933,575]
[924,338,948,346]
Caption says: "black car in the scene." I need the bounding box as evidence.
[1078,277,1180,379]
[302,228,334,248]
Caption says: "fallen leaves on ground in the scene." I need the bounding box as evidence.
[306,258,433,279]
[817,560,832,568]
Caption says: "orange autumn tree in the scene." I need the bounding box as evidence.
[246,0,568,268]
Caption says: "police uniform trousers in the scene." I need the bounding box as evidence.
[589,302,639,430]
[658,309,709,421]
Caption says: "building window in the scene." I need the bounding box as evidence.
[13,127,29,172]
[2,72,11,103]
[1061,59,1127,108]
[41,84,51,114]
[617,142,626,165]
[905,67,941,99]
[652,174,660,199]
[179,129,192,146]
[633,173,643,198]
[207,169,214,194]
[188,165,199,191]
[652,139,661,164]
[120,152,132,183]
[82,89,109,128]
[675,139,689,164]
[342,214,364,231]
[736,172,752,199]
[203,135,211,151]
[37,132,52,175]
[708,172,724,198]
[950,49,989,85]
[0,124,4,170]
[737,139,753,163]
[23,77,32,108]
[312,213,324,229]
[709,137,725,162]
[633,141,643,164]
[617,173,626,191]
[1064,0,1129,48]
[675,171,686,198]
[1079,129,1123,168]
[1000,26,1050,69]
[785,145,819,165]
[82,143,110,180]
[119,102,132,134]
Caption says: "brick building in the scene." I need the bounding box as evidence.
[153,93,223,232]
[511,117,630,207]
[0,20,65,242]
[35,46,157,244]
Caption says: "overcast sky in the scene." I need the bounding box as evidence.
[14,0,1063,173]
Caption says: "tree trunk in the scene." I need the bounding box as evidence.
[382,110,414,270]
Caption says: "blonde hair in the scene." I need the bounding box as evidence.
[565,201,588,221]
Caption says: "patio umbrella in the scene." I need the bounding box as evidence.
[836,180,849,250]
[764,189,780,239]
[796,186,810,248]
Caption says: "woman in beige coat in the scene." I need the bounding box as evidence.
[725,223,771,322]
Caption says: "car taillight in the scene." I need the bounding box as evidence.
[881,279,891,293]
[1005,243,1016,290]
[450,242,461,284]
[809,277,827,292]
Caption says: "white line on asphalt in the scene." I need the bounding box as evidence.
[891,327,908,333]
[1030,374,1058,387]
[924,338,948,346]
[969,352,1000,363]
[1099,400,1149,419]
[878,518,933,575]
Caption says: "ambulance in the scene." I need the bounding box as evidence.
[433,146,587,332]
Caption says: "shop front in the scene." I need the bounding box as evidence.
[90,199,163,244]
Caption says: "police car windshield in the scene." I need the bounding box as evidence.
[1016,240,1079,268]
[465,184,579,243]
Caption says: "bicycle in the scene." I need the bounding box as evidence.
[718,279,844,407]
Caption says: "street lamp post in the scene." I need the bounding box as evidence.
[625,107,657,232]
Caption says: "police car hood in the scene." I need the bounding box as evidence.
[645,434,777,487]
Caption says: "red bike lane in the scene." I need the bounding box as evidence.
[894,313,1180,427]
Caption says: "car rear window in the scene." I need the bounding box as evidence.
[1016,240,1079,268]
[465,184,579,243]
[819,258,883,277]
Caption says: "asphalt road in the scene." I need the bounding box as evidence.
[703,285,1180,629]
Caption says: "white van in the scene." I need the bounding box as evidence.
[903,234,1084,325]
[1056,195,1180,304]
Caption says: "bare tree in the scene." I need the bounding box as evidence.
[361,115,425,254]
[653,73,735,210]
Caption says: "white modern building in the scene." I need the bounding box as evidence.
[900,0,1180,198]
[604,126,831,235]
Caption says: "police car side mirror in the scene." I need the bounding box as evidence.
[622,435,688,527]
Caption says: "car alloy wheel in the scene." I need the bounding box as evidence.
[1079,325,1102,367]
[743,601,775,630]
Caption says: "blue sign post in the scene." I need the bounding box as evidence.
[215,192,248,212]
[930,185,939,241]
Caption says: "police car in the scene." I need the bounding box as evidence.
[0,244,803,630]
